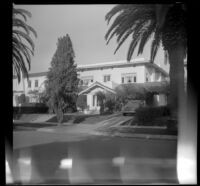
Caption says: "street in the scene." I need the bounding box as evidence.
[11,122,178,184]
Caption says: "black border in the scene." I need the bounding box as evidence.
[4,0,198,185]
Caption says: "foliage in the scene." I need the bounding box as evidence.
[13,106,48,114]
[38,90,49,106]
[105,4,187,117]
[45,34,79,123]
[18,94,27,105]
[21,102,46,107]
[95,91,106,114]
[76,95,87,111]
[105,4,186,62]
[13,6,37,82]
[135,105,170,124]
[104,93,116,113]
[95,91,117,114]
[73,116,87,124]
[115,84,146,105]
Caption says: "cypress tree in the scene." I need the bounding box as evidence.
[45,34,79,123]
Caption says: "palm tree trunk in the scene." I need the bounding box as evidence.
[168,45,185,118]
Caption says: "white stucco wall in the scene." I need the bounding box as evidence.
[145,67,166,82]
[13,75,47,105]
[79,65,145,86]
[13,76,46,94]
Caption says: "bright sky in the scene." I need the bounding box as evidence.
[15,4,169,73]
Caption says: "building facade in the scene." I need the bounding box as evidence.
[13,59,169,112]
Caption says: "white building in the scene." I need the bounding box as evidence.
[13,59,169,112]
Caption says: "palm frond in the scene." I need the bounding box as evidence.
[13,30,35,51]
[13,8,32,21]
[105,9,132,42]
[105,4,131,24]
[150,31,161,63]
[128,19,153,61]
[137,20,156,55]
[13,50,29,79]
[114,29,133,54]
[13,18,31,35]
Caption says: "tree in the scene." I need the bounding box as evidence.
[105,4,187,118]
[104,96,115,113]
[13,5,37,83]
[45,34,79,123]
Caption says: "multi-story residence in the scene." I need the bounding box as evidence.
[13,58,169,112]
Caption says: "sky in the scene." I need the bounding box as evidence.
[15,4,169,73]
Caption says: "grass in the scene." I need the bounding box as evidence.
[104,126,177,136]
[47,114,117,124]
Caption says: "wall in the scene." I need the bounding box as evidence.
[79,65,145,86]
[145,66,166,82]
[13,75,47,105]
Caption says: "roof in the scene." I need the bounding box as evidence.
[78,81,116,95]
[13,72,48,79]
[77,60,168,76]
[13,59,168,79]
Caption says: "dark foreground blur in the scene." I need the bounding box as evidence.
[6,136,178,184]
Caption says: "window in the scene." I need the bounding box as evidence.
[28,80,31,88]
[35,80,38,87]
[80,76,94,86]
[121,73,136,84]
[103,75,111,82]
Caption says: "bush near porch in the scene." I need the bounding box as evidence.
[133,106,171,126]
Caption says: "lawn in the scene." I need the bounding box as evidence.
[102,126,177,136]
[47,113,118,124]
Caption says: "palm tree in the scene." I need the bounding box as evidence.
[105,4,187,118]
[13,6,37,83]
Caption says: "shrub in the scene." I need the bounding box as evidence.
[13,106,49,114]
[135,106,170,124]
[105,99,115,112]
[21,102,46,107]
[73,116,87,124]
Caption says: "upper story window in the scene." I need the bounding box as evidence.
[35,80,39,87]
[103,75,111,82]
[121,73,137,84]
[28,80,31,88]
[79,76,93,86]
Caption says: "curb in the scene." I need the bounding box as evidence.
[91,131,177,140]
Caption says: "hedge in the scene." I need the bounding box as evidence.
[13,106,49,114]
[135,105,170,123]
[21,102,47,107]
